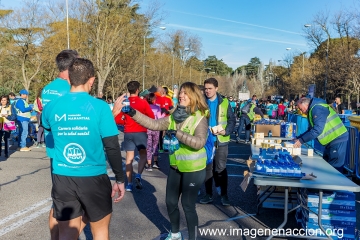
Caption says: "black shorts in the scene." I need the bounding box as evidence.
[52,174,112,222]
[122,132,147,151]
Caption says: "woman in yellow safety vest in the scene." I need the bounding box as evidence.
[113,82,208,240]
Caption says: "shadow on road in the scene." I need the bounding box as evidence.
[0,166,50,186]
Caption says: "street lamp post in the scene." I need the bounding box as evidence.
[304,24,330,100]
[66,0,69,49]
[286,48,306,91]
[172,51,175,87]
[184,47,191,81]
[143,26,166,91]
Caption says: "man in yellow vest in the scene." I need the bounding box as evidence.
[294,97,348,171]
[200,78,236,206]
[15,89,33,152]
[236,100,264,144]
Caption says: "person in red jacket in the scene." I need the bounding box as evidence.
[277,100,286,120]
[155,87,173,115]
[115,81,154,192]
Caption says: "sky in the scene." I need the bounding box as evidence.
[2,0,359,69]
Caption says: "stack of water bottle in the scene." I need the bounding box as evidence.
[163,132,180,154]
[255,148,304,178]
[253,119,282,125]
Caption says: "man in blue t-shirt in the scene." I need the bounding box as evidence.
[201,78,236,207]
[41,49,78,240]
[42,58,125,239]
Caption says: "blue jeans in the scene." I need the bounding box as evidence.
[18,120,29,148]
[323,140,347,171]
[237,116,251,141]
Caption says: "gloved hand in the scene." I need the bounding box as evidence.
[161,108,170,115]
[166,129,177,137]
[124,106,136,117]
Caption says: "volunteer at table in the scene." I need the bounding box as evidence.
[293,97,348,172]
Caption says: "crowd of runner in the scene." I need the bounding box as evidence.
[0,49,352,240]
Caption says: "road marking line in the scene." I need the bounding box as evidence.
[0,205,51,237]
[226,214,256,221]
[0,198,52,227]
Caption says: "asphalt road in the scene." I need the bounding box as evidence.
[0,129,359,240]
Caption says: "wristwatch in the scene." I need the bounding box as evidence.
[116,181,124,184]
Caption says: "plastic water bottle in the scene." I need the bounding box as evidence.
[293,163,302,177]
[122,96,130,113]
[256,157,264,173]
[268,130,272,138]
[271,160,280,175]
[170,134,180,153]
[264,160,273,175]
[163,134,171,152]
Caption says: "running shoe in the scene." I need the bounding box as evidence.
[221,195,230,206]
[164,232,183,240]
[146,166,153,172]
[199,194,213,204]
[152,163,160,169]
[236,137,241,143]
[41,143,46,148]
[135,174,143,189]
[125,184,133,192]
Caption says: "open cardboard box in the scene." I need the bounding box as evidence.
[255,124,281,137]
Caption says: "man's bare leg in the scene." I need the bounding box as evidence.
[125,151,135,183]
[90,213,112,240]
[50,208,89,240]
[57,216,82,240]
[137,149,147,175]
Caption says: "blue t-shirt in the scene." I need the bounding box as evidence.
[41,78,71,158]
[42,92,119,177]
[207,97,218,142]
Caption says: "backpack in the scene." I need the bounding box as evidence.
[204,128,215,165]
[241,102,251,114]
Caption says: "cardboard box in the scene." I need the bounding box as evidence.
[211,124,224,134]
[262,199,297,209]
[283,142,294,148]
[292,148,301,156]
[301,148,314,156]
[255,139,264,146]
[254,132,264,139]
[255,124,281,137]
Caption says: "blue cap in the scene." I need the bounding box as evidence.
[19,89,29,95]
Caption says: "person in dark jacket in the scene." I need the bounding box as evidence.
[294,97,348,171]
[200,78,236,206]
[236,100,264,144]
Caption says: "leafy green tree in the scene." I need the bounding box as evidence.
[203,55,232,76]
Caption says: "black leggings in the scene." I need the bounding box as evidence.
[166,167,206,240]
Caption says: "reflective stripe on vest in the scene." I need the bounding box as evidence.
[247,104,256,121]
[309,103,347,145]
[168,111,207,172]
[15,99,31,119]
[217,98,229,143]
